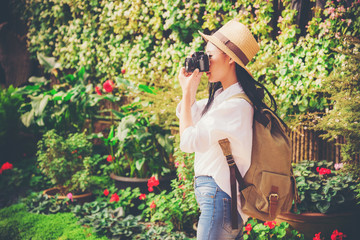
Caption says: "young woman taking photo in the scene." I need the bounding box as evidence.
[176,19,284,240]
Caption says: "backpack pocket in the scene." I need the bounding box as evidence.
[257,171,291,213]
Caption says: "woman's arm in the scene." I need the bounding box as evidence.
[178,67,202,136]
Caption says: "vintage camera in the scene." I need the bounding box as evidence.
[184,51,209,73]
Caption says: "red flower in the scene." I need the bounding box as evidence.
[313,232,321,240]
[95,86,102,95]
[139,193,146,200]
[121,68,126,74]
[71,150,78,154]
[148,186,154,192]
[244,223,252,234]
[109,193,120,202]
[103,80,115,93]
[147,176,159,188]
[175,161,179,167]
[104,189,109,196]
[150,201,156,209]
[178,184,184,189]
[316,167,331,175]
[0,162,13,174]
[331,229,346,240]
[264,220,276,229]
[107,155,114,162]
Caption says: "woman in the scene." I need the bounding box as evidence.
[176,20,283,240]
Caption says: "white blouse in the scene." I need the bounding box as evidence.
[176,82,253,223]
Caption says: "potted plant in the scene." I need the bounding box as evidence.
[36,129,102,203]
[277,160,359,239]
[97,111,175,193]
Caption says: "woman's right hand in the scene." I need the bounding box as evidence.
[178,67,202,101]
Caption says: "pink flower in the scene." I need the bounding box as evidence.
[104,189,109,196]
[121,68,126,74]
[95,86,102,95]
[334,163,344,170]
[107,155,114,162]
[67,193,73,202]
[313,232,321,240]
[110,193,120,202]
[264,220,276,229]
[103,80,115,93]
[139,193,146,200]
[175,162,179,167]
[245,223,252,234]
[331,229,346,240]
[347,19,352,26]
[278,16,283,23]
[150,201,156,209]
[254,4,260,8]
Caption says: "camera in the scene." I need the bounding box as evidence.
[184,51,209,73]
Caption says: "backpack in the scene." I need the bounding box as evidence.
[218,93,299,229]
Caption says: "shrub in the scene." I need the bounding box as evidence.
[36,129,103,194]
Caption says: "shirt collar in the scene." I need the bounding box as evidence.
[213,82,245,105]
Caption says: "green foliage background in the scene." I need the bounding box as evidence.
[16,0,359,131]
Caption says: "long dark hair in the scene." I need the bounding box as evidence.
[202,63,287,129]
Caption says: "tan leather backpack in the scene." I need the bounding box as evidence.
[218,93,299,229]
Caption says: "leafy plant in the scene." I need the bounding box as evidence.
[139,144,198,234]
[309,37,360,163]
[292,160,358,214]
[16,54,101,134]
[0,85,24,162]
[134,223,192,240]
[23,192,72,214]
[243,218,304,240]
[36,129,103,194]
[95,107,175,178]
[73,187,143,239]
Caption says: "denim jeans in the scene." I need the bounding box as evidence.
[195,176,243,240]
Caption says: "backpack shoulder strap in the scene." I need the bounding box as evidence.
[228,93,270,127]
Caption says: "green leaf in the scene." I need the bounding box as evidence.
[37,53,62,72]
[333,193,345,204]
[20,109,35,127]
[138,84,157,95]
[28,76,48,83]
[316,201,330,213]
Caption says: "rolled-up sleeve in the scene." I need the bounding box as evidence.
[179,99,253,153]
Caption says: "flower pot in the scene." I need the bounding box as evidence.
[109,173,175,194]
[43,187,93,204]
[276,211,359,239]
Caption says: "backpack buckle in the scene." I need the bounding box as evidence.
[269,193,279,201]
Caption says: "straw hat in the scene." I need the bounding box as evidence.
[199,19,260,76]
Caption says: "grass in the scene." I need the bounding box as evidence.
[0,203,108,240]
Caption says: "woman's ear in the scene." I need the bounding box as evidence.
[229,58,235,65]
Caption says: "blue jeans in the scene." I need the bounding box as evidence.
[194,176,243,240]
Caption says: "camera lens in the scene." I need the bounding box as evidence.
[184,57,195,72]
